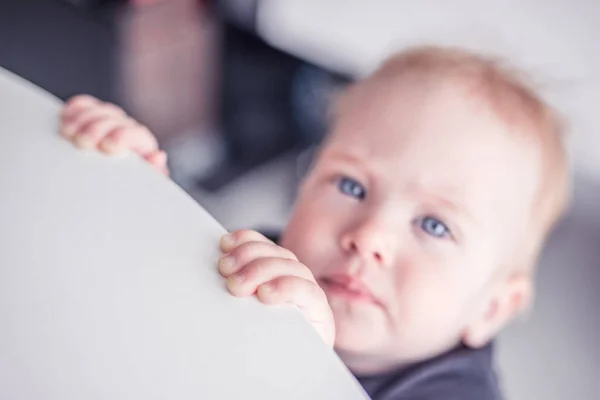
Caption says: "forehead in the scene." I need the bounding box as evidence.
[323,77,542,217]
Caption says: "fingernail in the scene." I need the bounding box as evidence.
[98,142,112,152]
[220,234,236,249]
[61,125,74,138]
[218,254,235,271]
[73,135,92,149]
[259,283,274,295]
[227,273,245,287]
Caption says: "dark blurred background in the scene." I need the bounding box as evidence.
[0,0,350,205]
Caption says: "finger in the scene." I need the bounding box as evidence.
[61,97,119,131]
[219,229,273,253]
[257,276,328,319]
[63,104,126,140]
[143,151,170,175]
[72,116,135,151]
[62,95,101,120]
[226,257,315,297]
[63,97,125,121]
[256,276,335,345]
[218,240,297,277]
[98,123,159,156]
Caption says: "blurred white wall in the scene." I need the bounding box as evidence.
[256,0,600,182]
[496,174,600,399]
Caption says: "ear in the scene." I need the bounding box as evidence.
[462,273,533,348]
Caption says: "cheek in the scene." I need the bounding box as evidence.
[281,200,341,275]
[391,253,472,337]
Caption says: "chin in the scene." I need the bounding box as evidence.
[334,330,381,355]
[330,301,389,354]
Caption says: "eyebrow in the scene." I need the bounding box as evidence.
[325,150,379,178]
[414,186,477,229]
[323,150,364,166]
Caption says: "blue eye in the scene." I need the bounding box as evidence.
[420,216,451,238]
[338,177,366,200]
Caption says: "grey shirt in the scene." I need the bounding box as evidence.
[355,343,502,400]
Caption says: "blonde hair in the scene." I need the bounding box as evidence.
[341,45,571,271]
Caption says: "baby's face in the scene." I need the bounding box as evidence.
[280,77,542,369]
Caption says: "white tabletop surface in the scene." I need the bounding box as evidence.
[0,67,367,400]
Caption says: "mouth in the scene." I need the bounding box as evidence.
[319,275,383,307]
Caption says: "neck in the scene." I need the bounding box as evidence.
[336,341,466,377]
[335,348,409,377]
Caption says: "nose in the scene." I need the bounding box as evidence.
[340,216,395,267]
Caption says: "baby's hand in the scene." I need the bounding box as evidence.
[60,95,168,175]
[218,229,335,347]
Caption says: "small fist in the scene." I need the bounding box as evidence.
[60,94,168,175]
[218,229,335,347]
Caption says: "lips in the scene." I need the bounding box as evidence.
[319,274,383,307]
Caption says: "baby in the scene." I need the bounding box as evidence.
[60,46,570,399]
